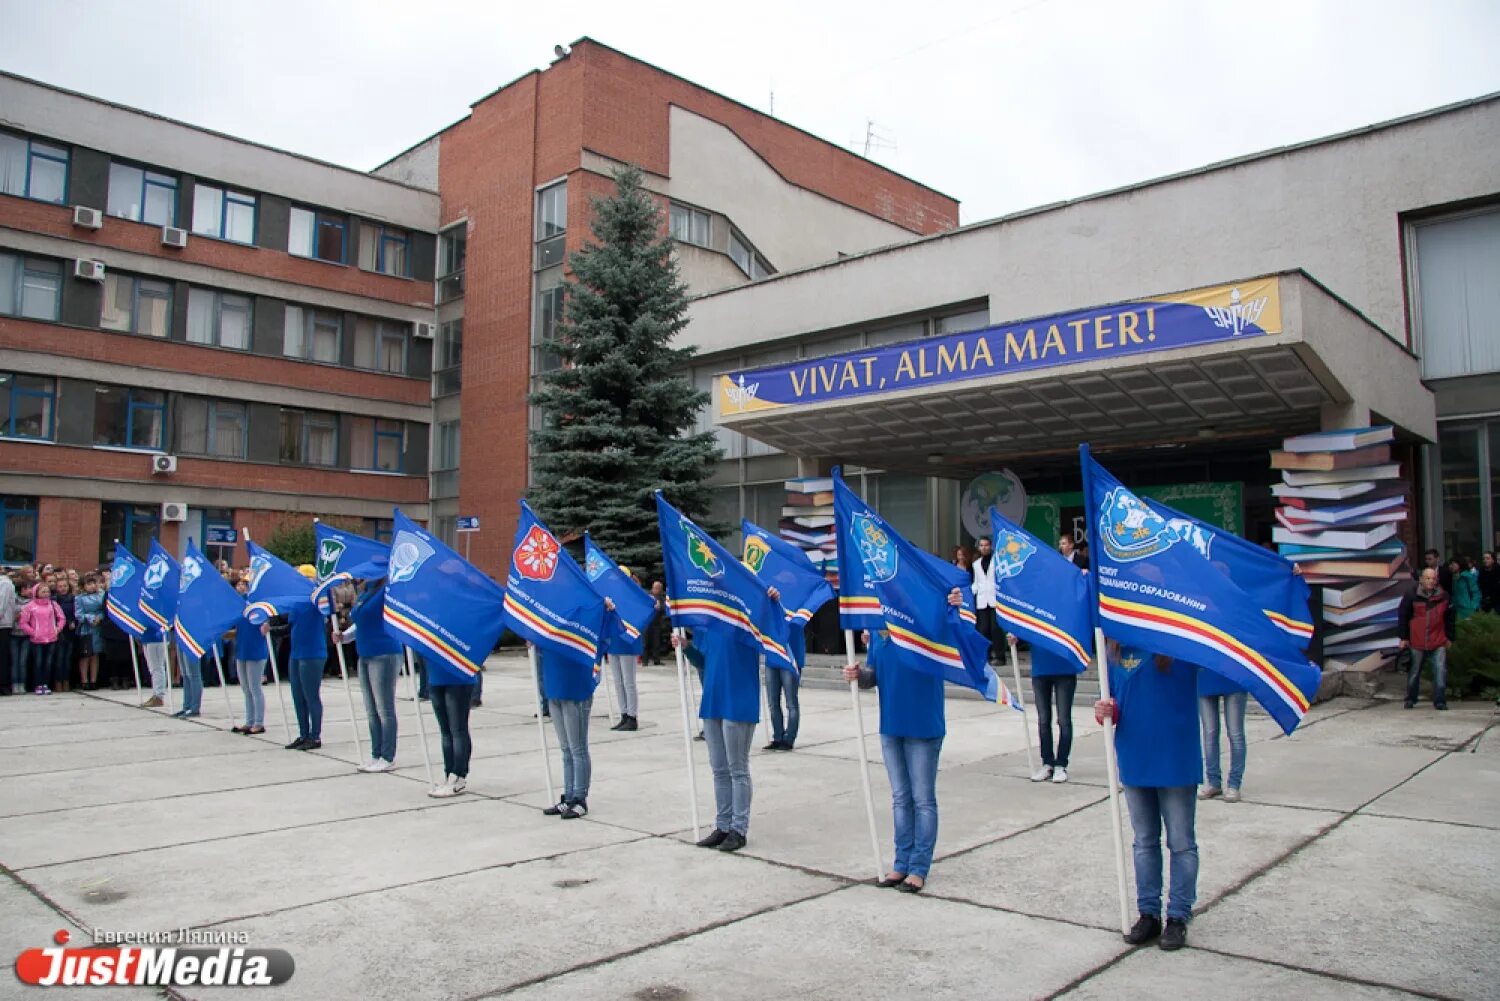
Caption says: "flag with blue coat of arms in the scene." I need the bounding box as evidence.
[583,534,654,656]
[986,506,1092,669]
[138,539,180,634]
[173,540,244,663]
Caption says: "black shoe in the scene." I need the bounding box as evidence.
[1159,918,1187,951]
[1124,913,1162,945]
[621,715,637,731]
[560,800,588,819]
[696,828,729,848]
[694,732,705,741]
[301,738,322,750]
[718,832,747,852]
[1404,701,1415,709]
[542,799,568,816]
[763,742,782,751]
[471,700,482,708]
[285,737,307,749]
[1435,703,1449,711]
[610,717,627,731]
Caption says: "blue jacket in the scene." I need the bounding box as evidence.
[862,631,945,739]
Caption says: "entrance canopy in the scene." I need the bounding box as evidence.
[714,272,1435,477]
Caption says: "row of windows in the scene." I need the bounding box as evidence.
[669,200,772,279]
[0,371,411,471]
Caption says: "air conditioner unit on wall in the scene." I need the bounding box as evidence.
[414,322,435,339]
[161,501,188,523]
[151,454,178,475]
[161,226,188,248]
[72,205,103,230]
[73,259,105,282]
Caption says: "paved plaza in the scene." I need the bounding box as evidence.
[0,655,1496,1000]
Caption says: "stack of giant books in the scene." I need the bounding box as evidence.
[781,477,838,585]
[1270,426,1410,670]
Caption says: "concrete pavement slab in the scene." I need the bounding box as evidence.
[1190,814,1500,999]
[0,877,160,1001]
[1214,738,1443,812]
[1280,702,1491,752]
[1361,751,1500,828]
[501,883,1126,1001]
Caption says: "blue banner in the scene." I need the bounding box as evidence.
[655,493,796,673]
[584,534,655,656]
[138,540,180,635]
[106,543,152,640]
[174,541,244,663]
[501,501,607,665]
[986,506,1092,669]
[833,472,995,698]
[314,521,389,581]
[1081,445,1320,734]
[243,540,314,625]
[383,509,502,685]
[741,519,835,624]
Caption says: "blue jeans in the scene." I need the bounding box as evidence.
[179,654,203,713]
[237,659,267,726]
[1407,647,1449,706]
[290,658,324,740]
[549,697,593,802]
[359,653,401,762]
[1031,674,1077,768]
[881,734,943,879]
[765,666,800,745]
[703,717,756,835]
[1199,692,1247,789]
[1123,784,1199,922]
[414,654,428,700]
[431,684,474,778]
[52,633,74,686]
[26,641,55,689]
[470,670,484,707]
[9,631,28,690]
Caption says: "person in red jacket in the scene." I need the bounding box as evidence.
[1397,567,1456,711]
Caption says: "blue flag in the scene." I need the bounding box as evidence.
[174,540,245,664]
[1081,445,1320,734]
[986,506,1093,669]
[312,522,389,614]
[655,493,796,673]
[832,475,883,631]
[584,534,655,656]
[106,543,152,639]
[741,519,835,625]
[501,501,607,666]
[382,509,501,686]
[1142,497,1314,648]
[833,472,996,698]
[138,539,180,635]
[243,539,315,625]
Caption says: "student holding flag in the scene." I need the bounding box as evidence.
[286,589,327,750]
[335,577,403,772]
[584,534,655,733]
[105,543,160,706]
[230,579,268,735]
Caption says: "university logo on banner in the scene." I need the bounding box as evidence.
[584,549,607,581]
[850,511,897,583]
[685,523,724,578]
[515,525,561,581]
[143,554,172,593]
[1098,488,1213,564]
[111,562,134,588]
[388,532,435,585]
[742,534,771,574]
[993,530,1037,579]
[316,538,346,579]
[247,554,271,590]
[179,556,203,591]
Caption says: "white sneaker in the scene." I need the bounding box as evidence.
[1030,766,1053,782]
[1052,767,1069,784]
[450,776,467,795]
[371,759,396,773]
[428,775,455,798]
[356,758,383,773]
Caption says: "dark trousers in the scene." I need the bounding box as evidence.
[0,627,10,691]
[644,613,669,665]
[27,641,56,689]
[430,684,474,778]
[975,607,1007,664]
[1031,674,1078,768]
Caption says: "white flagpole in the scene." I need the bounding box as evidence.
[1095,626,1132,938]
[162,633,175,715]
[1008,637,1036,775]
[264,629,292,737]
[600,655,617,723]
[333,628,364,760]
[759,663,771,748]
[211,644,234,721]
[128,636,144,705]
[528,646,556,805]
[686,653,701,738]
[672,628,701,841]
[845,629,885,881]
[403,646,437,789]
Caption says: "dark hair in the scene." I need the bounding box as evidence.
[1424,548,1440,559]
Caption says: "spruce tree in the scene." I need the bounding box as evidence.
[528,165,722,579]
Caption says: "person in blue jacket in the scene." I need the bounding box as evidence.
[1095,640,1201,952]
[1197,667,1247,802]
[285,599,328,750]
[229,580,268,736]
[334,579,403,773]
[538,644,599,819]
[1023,642,1086,784]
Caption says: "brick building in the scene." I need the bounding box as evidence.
[0,39,956,573]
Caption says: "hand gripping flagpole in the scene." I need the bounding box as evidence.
[1080,444,1132,939]
[846,629,885,881]
[332,622,365,760]
[403,646,437,789]
[672,627,701,841]
[528,645,556,805]
[1008,636,1037,775]
[211,644,235,722]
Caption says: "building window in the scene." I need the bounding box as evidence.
[353,318,408,374]
[288,207,347,263]
[435,319,462,396]
[186,288,252,350]
[106,163,177,226]
[0,495,38,564]
[0,373,54,441]
[284,305,342,363]
[934,307,990,336]
[0,132,68,204]
[363,518,394,544]
[434,420,460,470]
[177,398,247,459]
[278,409,337,467]
[534,285,565,353]
[0,253,62,321]
[358,223,410,277]
[438,224,466,301]
[94,386,166,451]
[99,503,158,564]
[351,417,404,473]
[535,182,567,269]
[100,274,172,337]
[671,203,713,249]
[191,183,257,244]
[1411,207,1500,380]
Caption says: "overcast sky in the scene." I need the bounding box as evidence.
[2,0,1497,223]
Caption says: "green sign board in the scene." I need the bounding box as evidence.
[1025,481,1244,545]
